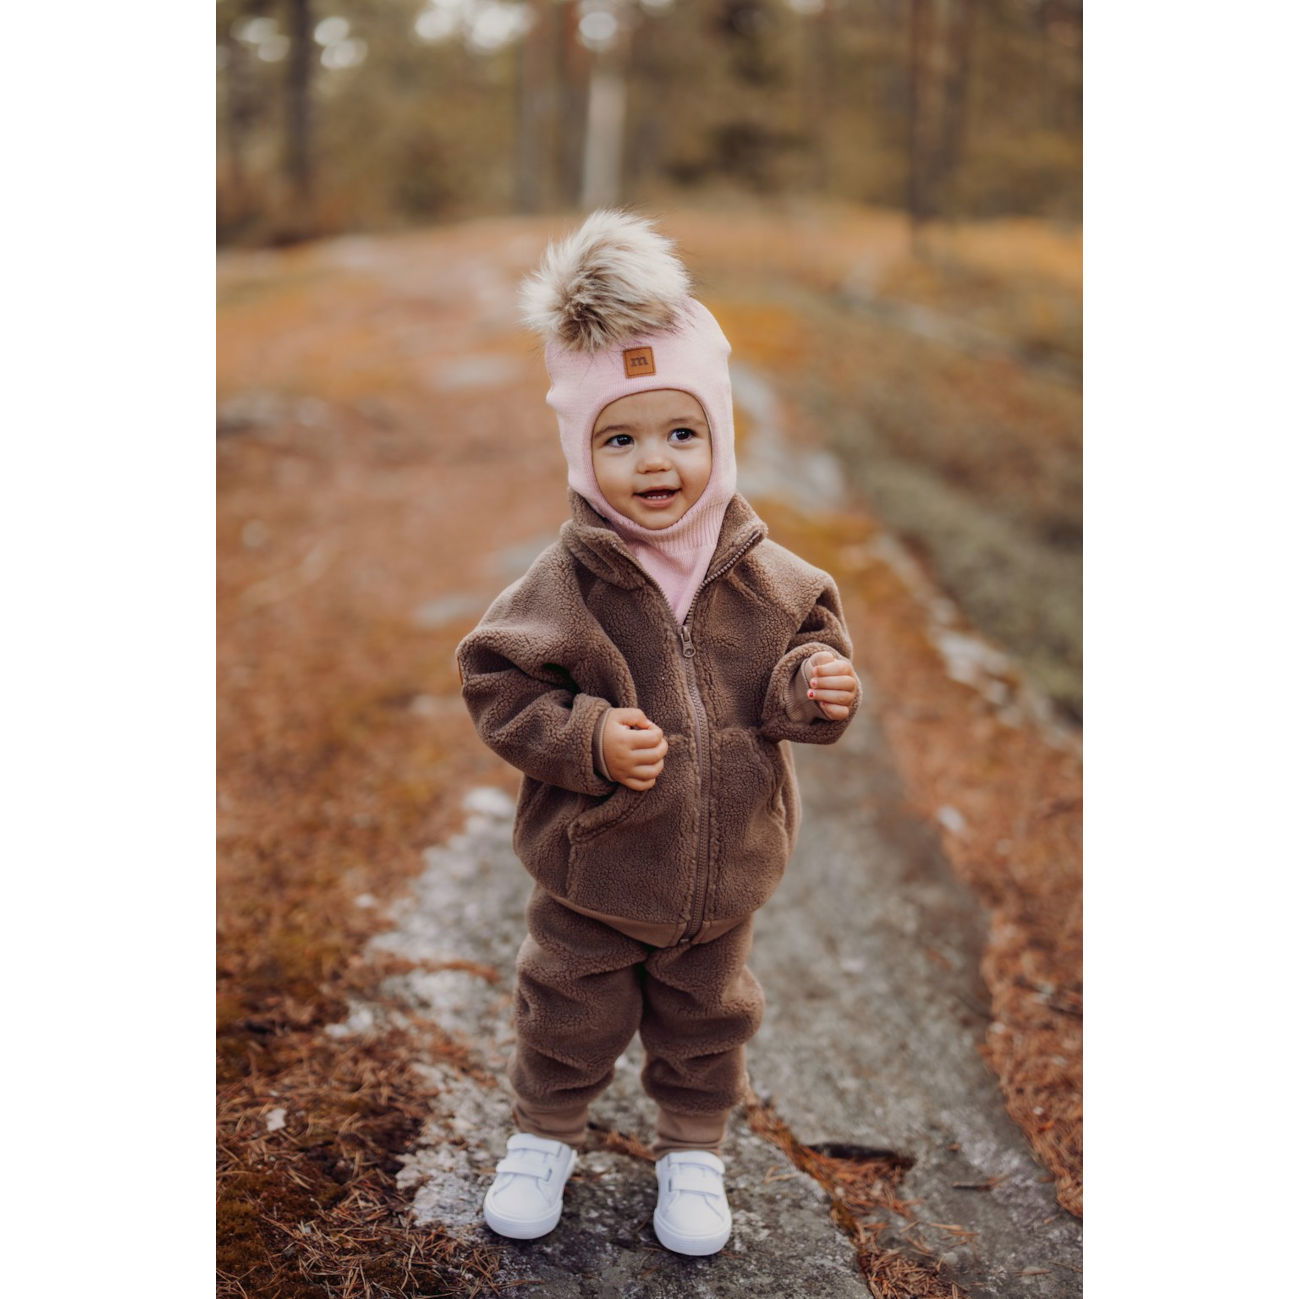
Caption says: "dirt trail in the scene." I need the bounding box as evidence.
[218,213,1081,1297]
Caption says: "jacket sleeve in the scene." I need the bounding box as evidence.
[784,656,829,723]
[757,574,860,745]
[457,631,616,795]
[593,713,611,781]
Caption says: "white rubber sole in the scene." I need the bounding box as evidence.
[652,1209,732,1256]
[483,1196,563,1240]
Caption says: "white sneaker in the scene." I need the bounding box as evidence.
[482,1133,577,1240]
[653,1150,732,1256]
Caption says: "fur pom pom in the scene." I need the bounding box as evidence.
[519,209,693,353]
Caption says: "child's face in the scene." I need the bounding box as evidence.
[590,388,713,529]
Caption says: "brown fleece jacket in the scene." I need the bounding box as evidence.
[594,654,831,779]
[456,490,859,943]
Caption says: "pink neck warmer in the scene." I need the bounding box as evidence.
[542,298,738,624]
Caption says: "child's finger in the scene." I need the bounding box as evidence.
[809,695,855,710]
[809,660,852,679]
[817,702,850,720]
[809,673,855,690]
[627,728,665,749]
[812,681,855,694]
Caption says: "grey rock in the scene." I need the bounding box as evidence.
[493,534,556,581]
[424,353,525,392]
[750,707,1082,1296]
[731,363,846,514]
[412,592,488,628]
[481,1096,864,1298]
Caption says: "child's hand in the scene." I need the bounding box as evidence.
[805,650,859,721]
[601,708,667,790]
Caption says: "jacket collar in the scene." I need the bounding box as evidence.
[561,489,768,591]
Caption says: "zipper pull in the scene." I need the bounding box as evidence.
[678,621,696,658]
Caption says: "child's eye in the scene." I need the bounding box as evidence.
[669,427,697,442]
[605,433,633,448]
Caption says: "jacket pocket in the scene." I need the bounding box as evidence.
[563,733,696,922]
[568,783,637,844]
[710,727,793,918]
[513,776,586,896]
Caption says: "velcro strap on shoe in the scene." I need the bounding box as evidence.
[670,1164,722,1195]
[497,1154,553,1179]
[508,1135,563,1155]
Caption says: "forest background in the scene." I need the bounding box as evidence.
[217,0,1080,242]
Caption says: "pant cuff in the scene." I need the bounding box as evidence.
[652,1106,731,1159]
[511,1098,590,1148]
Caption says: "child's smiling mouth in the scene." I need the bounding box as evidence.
[635,487,680,506]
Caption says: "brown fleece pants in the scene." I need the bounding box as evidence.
[507,885,765,1158]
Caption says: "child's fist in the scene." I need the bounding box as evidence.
[601,707,668,790]
[805,650,859,721]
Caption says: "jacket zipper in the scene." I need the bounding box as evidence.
[675,531,764,944]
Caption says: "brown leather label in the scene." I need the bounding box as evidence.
[622,346,656,377]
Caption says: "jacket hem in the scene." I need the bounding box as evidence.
[548,892,748,947]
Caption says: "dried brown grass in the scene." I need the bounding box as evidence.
[216,394,519,1294]
[218,1020,507,1299]
[744,1089,964,1299]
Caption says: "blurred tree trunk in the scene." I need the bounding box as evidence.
[907,0,934,253]
[222,33,248,203]
[581,9,631,210]
[285,0,314,213]
[625,3,664,199]
[514,4,553,213]
[909,0,977,249]
[934,0,975,217]
[798,0,836,193]
[554,1,587,208]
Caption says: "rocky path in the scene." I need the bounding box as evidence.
[752,714,1081,1294]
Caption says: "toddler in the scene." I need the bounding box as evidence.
[455,210,861,1255]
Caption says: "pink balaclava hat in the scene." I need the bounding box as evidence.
[519,210,738,624]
